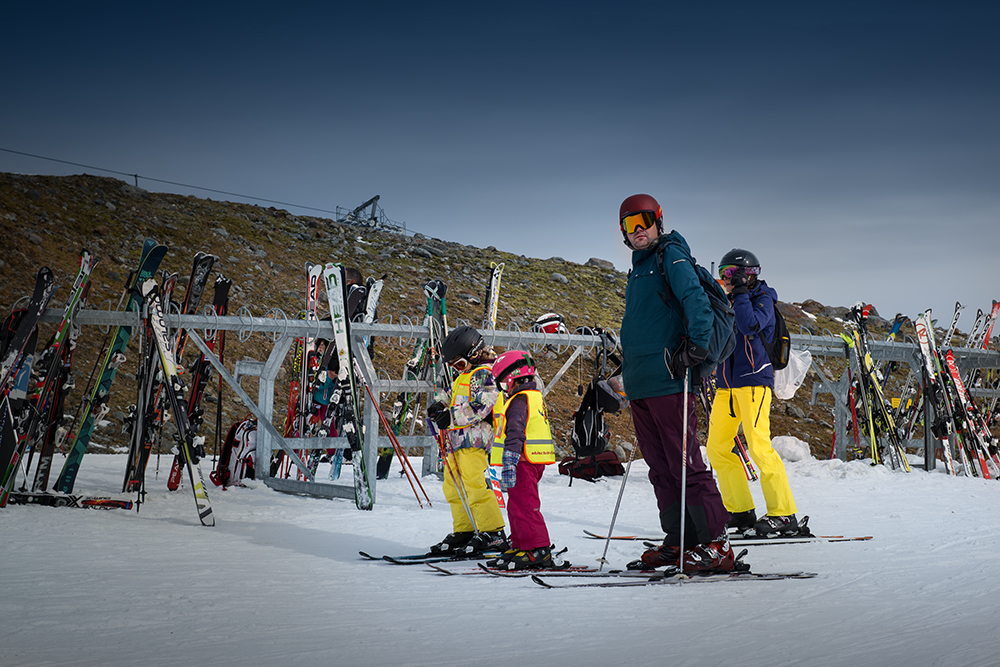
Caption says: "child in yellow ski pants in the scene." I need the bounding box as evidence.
[442,448,504,533]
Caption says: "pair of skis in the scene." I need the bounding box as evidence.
[138,279,215,525]
[2,254,96,503]
[842,304,911,471]
[1,268,58,504]
[56,239,168,493]
[914,310,997,477]
[386,279,450,477]
[323,263,373,509]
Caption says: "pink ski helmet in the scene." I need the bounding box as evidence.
[492,350,536,393]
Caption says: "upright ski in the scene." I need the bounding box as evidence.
[324,263,372,510]
[142,279,214,526]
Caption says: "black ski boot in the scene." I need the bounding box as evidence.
[752,514,799,537]
[462,530,509,555]
[429,531,474,554]
[494,545,553,571]
[726,509,757,533]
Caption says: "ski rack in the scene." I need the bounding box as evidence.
[799,333,1000,469]
[37,308,610,506]
[38,306,999,499]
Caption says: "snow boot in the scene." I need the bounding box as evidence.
[752,514,798,537]
[681,533,737,573]
[726,509,757,532]
[626,544,682,570]
[462,530,509,555]
[429,531,474,554]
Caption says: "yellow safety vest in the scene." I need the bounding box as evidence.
[491,395,506,465]
[493,389,555,465]
[446,364,493,430]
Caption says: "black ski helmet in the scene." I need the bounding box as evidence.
[441,325,485,363]
[619,194,663,248]
[719,248,761,275]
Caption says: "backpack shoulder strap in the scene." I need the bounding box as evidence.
[654,240,678,305]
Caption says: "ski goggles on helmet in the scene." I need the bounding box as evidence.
[448,356,470,372]
[719,265,760,279]
[620,211,658,235]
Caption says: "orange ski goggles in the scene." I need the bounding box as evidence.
[620,210,659,235]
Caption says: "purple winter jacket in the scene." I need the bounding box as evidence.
[501,380,537,456]
[716,279,777,390]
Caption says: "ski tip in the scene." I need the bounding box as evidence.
[427,563,454,575]
[358,551,380,561]
[530,575,554,588]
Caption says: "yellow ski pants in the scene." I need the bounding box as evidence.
[443,447,505,533]
[705,386,797,517]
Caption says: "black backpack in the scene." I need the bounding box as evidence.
[568,331,625,459]
[761,298,790,371]
[654,242,736,381]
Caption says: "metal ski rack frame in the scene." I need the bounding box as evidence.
[801,333,1000,469]
[41,305,999,496]
[39,307,610,505]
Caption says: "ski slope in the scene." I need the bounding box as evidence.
[2,440,999,667]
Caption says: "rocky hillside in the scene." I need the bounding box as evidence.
[0,172,921,463]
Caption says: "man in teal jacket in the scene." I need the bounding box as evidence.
[619,193,735,572]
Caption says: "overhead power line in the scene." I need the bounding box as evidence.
[0,146,343,216]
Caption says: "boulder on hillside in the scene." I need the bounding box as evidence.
[798,299,825,315]
[822,305,850,320]
[586,257,615,271]
[776,302,817,334]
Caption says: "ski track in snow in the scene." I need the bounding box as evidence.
[3,450,1000,666]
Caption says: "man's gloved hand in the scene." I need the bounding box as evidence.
[427,401,451,430]
[668,340,710,379]
[729,267,749,295]
[501,449,520,490]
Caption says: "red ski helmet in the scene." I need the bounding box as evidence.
[492,350,536,393]
[619,194,663,248]
[533,312,568,335]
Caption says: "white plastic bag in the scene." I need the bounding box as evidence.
[773,348,811,400]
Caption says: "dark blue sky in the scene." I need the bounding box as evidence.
[4,2,999,330]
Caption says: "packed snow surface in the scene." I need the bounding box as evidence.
[3,445,999,667]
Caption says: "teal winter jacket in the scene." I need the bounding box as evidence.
[620,232,714,400]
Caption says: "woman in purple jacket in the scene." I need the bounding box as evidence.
[706,249,800,537]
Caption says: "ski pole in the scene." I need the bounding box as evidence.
[430,419,478,534]
[355,358,431,507]
[678,366,690,575]
[597,415,639,571]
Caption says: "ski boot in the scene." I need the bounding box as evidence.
[752,514,799,538]
[726,509,757,534]
[493,545,553,571]
[462,530,509,555]
[429,531,474,554]
[626,544,682,570]
[678,533,746,574]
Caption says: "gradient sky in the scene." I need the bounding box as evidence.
[3,2,999,335]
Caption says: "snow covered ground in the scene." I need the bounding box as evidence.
[3,442,1000,667]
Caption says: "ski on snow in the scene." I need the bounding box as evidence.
[583,518,873,545]
[7,490,133,510]
[358,550,502,565]
[423,563,597,577]
[531,569,818,588]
